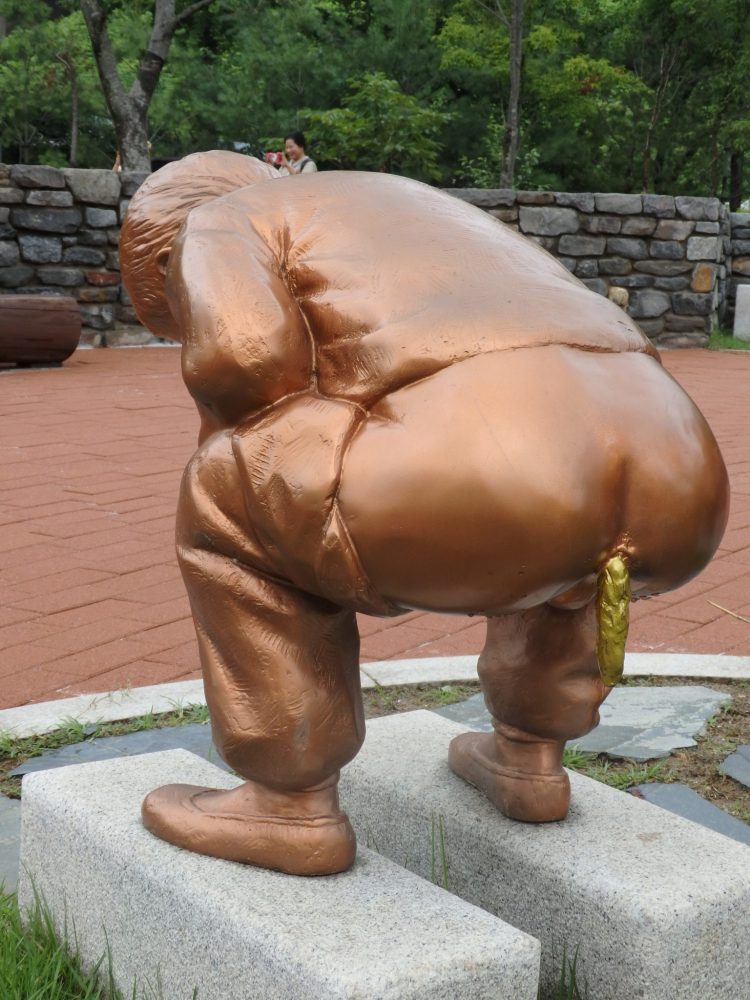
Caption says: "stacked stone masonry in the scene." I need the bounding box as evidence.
[0,163,148,342]
[0,163,746,348]
[451,189,744,348]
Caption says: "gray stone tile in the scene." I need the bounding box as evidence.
[630,783,750,847]
[10,723,229,777]
[432,691,491,730]
[434,685,730,761]
[719,745,750,788]
[0,796,21,892]
[571,686,730,760]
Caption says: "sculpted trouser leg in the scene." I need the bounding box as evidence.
[449,602,609,822]
[142,426,366,875]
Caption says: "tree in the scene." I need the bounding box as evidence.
[0,2,104,165]
[437,0,526,187]
[306,72,450,179]
[79,0,215,171]
[476,0,525,186]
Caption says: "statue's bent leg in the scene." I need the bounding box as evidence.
[449,602,608,822]
[141,430,364,875]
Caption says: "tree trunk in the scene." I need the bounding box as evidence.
[69,67,79,167]
[57,54,79,167]
[79,0,214,173]
[641,47,677,193]
[730,149,745,211]
[499,0,524,188]
[117,114,153,172]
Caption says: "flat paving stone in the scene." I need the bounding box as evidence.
[0,796,21,892]
[433,691,491,730]
[434,685,731,761]
[572,685,730,760]
[630,783,750,847]
[10,723,229,777]
[719,744,750,788]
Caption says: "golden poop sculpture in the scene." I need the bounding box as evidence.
[121,152,729,876]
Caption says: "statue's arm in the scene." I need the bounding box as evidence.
[165,216,314,432]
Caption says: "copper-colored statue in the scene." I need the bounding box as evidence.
[121,152,729,875]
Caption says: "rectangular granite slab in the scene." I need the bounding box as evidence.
[339,710,750,1000]
[19,748,540,1000]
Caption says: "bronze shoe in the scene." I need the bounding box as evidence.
[448,728,570,823]
[142,779,357,876]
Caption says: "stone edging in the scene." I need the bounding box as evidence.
[1,652,748,740]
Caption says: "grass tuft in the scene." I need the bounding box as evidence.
[548,944,589,1000]
[0,885,120,999]
[0,704,210,800]
[0,886,198,999]
[708,328,750,351]
[430,813,449,890]
[563,747,674,790]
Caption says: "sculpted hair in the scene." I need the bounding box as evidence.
[120,151,277,340]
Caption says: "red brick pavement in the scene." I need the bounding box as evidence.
[1,347,749,709]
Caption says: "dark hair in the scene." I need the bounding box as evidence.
[284,131,307,150]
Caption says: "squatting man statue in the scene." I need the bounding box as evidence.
[121,152,728,876]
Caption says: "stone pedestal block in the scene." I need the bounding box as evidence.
[340,711,750,1000]
[734,284,750,341]
[19,749,540,1000]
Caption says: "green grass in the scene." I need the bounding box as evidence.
[708,328,750,350]
[550,945,589,1000]
[0,704,209,799]
[563,746,674,790]
[430,813,449,890]
[0,886,199,1000]
[363,680,478,716]
[0,885,121,1000]
[5,872,585,1000]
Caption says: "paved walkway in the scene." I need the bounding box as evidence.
[1,347,749,709]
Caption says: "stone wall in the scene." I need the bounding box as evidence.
[0,163,147,341]
[451,189,729,348]
[0,163,745,348]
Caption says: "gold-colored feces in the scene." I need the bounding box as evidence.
[597,555,631,687]
[120,152,729,874]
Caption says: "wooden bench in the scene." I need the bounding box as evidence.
[0,295,81,366]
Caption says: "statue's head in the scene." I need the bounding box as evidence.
[120,150,277,341]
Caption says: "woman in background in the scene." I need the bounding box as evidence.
[279,130,317,174]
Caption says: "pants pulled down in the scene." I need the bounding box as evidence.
[177,386,619,793]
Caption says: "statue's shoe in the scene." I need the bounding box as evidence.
[448,731,570,823]
[142,782,357,876]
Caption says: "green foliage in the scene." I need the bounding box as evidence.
[1,0,749,198]
[306,72,450,178]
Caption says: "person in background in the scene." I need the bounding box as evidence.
[279,131,317,175]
